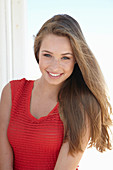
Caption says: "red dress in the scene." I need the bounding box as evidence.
[7,78,79,170]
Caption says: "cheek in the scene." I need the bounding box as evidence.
[67,64,75,77]
[39,59,47,67]
[39,60,45,72]
[63,62,75,73]
[70,63,75,72]
[39,59,51,73]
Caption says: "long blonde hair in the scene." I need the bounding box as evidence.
[34,14,113,155]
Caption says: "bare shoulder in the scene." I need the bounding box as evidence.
[0,83,14,169]
[0,83,12,129]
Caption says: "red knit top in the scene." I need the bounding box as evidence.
[7,78,64,170]
[7,78,79,170]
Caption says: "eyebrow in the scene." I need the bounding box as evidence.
[42,50,53,54]
[41,50,73,56]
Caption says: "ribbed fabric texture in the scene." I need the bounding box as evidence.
[7,78,64,170]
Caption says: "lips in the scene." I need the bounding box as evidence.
[49,73,61,77]
[47,71,63,78]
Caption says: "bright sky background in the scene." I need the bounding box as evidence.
[27,1,113,169]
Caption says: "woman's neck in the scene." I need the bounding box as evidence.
[34,77,62,101]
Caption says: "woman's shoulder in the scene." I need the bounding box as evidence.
[9,78,34,100]
[1,78,35,102]
[0,78,26,100]
[0,83,12,127]
[10,78,34,89]
[10,77,33,84]
[0,83,11,104]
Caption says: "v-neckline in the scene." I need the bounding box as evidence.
[28,80,59,122]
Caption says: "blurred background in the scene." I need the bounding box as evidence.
[0,0,113,169]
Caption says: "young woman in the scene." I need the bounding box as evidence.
[0,14,112,170]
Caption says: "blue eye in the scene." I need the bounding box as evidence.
[44,54,52,57]
[62,56,70,60]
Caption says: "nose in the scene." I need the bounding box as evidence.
[51,58,61,70]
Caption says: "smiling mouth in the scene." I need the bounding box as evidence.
[47,71,63,78]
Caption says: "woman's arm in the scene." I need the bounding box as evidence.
[54,117,90,170]
[0,83,14,170]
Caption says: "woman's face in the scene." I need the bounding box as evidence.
[38,34,75,86]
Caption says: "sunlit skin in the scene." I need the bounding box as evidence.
[38,34,76,88]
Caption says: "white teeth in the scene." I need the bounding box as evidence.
[49,72,61,77]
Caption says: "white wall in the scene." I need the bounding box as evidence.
[0,0,28,94]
